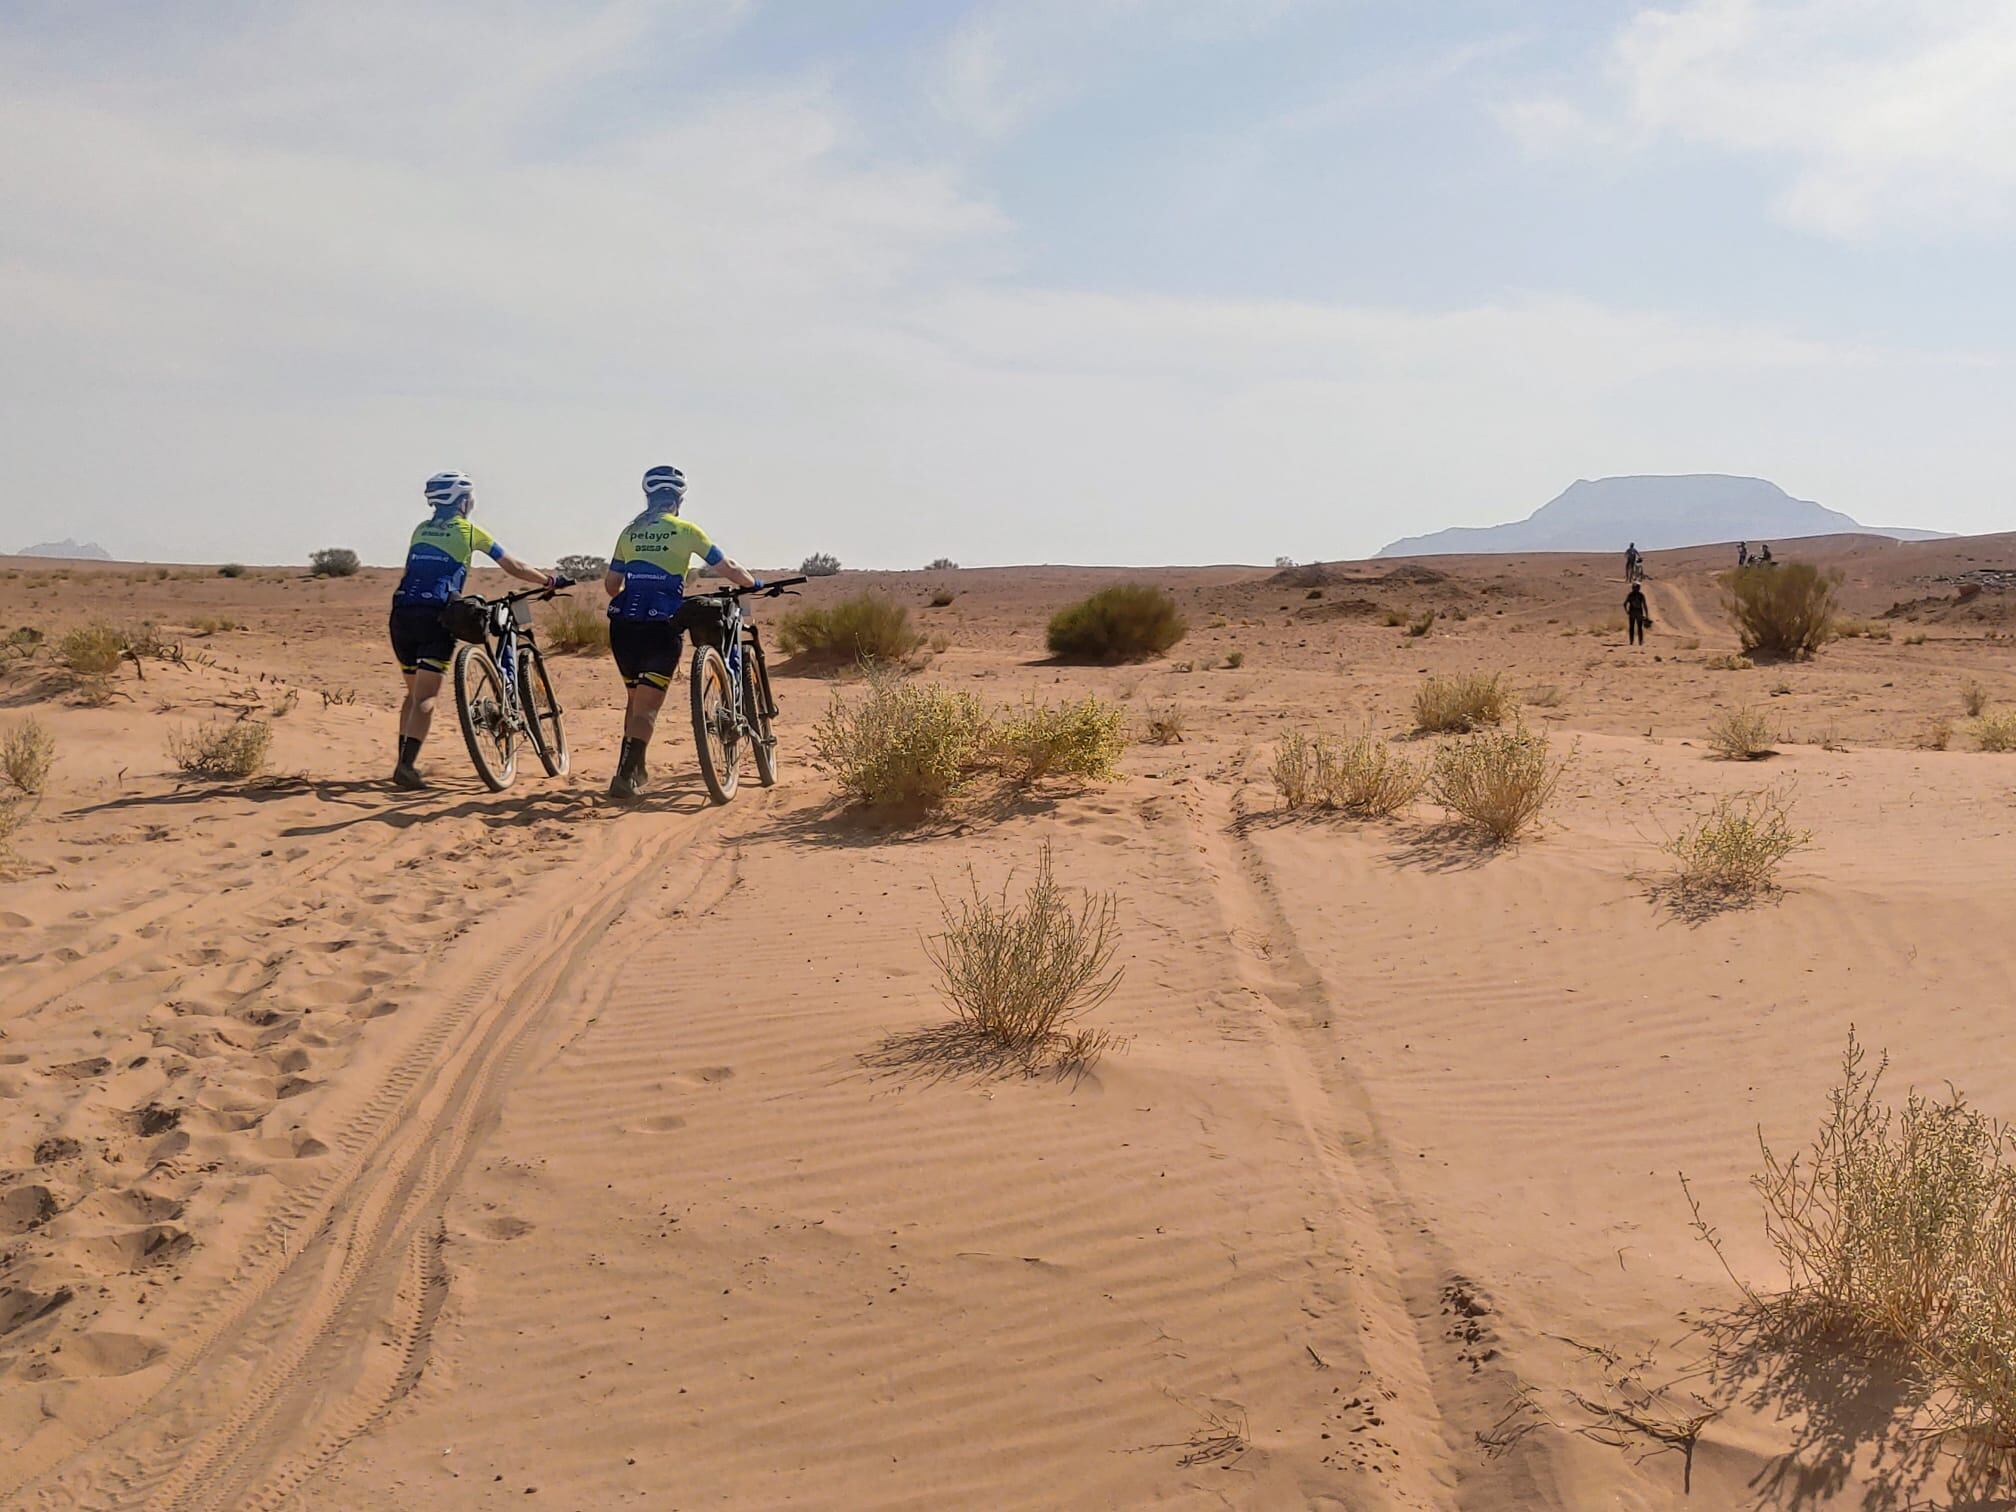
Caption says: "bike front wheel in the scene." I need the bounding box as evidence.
[520,647,569,777]
[691,645,741,804]
[453,643,517,791]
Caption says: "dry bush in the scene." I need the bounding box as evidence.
[2,719,56,795]
[556,553,607,580]
[1919,717,1954,751]
[1903,633,1928,646]
[1524,683,1564,709]
[1380,609,1407,628]
[1705,653,1754,671]
[1835,618,1892,641]
[58,622,126,677]
[926,844,1121,1071]
[1721,562,1841,659]
[191,615,240,635]
[1664,786,1809,896]
[778,593,922,664]
[1407,610,1437,637]
[928,589,955,608]
[1144,704,1185,745]
[991,696,1128,784]
[218,562,247,578]
[1704,1032,2016,1489]
[167,718,271,780]
[810,671,990,808]
[1046,584,1187,661]
[1412,671,1511,734]
[1678,636,1702,651]
[926,557,958,571]
[309,547,361,577]
[1429,724,1565,842]
[1273,730,1318,810]
[1223,649,1246,669]
[1974,711,2016,752]
[1962,681,1990,717]
[543,598,610,654]
[1707,705,1776,760]
[1276,731,1426,818]
[799,551,842,577]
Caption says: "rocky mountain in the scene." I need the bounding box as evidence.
[1377,475,1949,558]
[16,538,112,560]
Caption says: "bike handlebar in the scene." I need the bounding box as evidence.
[466,578,575,607]
[691,575,808,601]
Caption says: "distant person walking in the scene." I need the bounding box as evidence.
[1758,543,1774,566]
[1737,541,1749,567]
[1624,541,1643,582]
[1625,582,1651,646]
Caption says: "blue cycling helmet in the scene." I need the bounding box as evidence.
[424,471,474,515]
[642,465,685,512]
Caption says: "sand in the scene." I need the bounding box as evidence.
[2,534,2014,1508]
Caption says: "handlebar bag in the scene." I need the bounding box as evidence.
[671,596,730,648]
[441,598,491,644]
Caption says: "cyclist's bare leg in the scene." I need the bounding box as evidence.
[623,683,667,742]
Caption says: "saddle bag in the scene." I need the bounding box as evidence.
[671,596,730,648]
[440,598,491,645]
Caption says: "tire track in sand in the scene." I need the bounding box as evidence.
[10,796,765,1511]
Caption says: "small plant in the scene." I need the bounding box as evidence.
[167,718,271,779]
[1380,609,1407,628]
[928,589,955,608]
[778,594,922,664]
[1834,618,1892,641]
[2,719,56,795]
[1412,672,1510,734]
[1903,632,1928,646]
[1273,730,1318,810]
[1407,610,1437,637]
[991,697,1128,785]
[556,553,608,581]
[1919,716,1954,751]
[925,557,959,571]
[1046,585,1187,662]
[191,616,240,636]
[1305,588,1324,600]
[926,844,1121,1072]
[1677,636,1702,652]
[1429,724,1565,843]
[1974,711,2016,752]
[1144,705,1185,744]
[1524,684,1564,709]
[58,622,126,678]
[543,598,610,654]
[1322,733,1425,818]
[1962,680,1990,717]
[1706,705,1776,760]
[309,547,362,578]
[1720,561,1840,659]
[799,552,842,577]
[1664,786,1810,897]
[1222,649,1245,669]
[810,671,991,808]
[1704,653,1754,671]
[218,562,248,578]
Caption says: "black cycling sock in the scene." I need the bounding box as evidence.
[619,737,645,776]
[398,736,422,767]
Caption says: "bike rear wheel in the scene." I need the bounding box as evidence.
[520,646,569,777]
[746,650,778,787]
[453,643,517,791]
[691,645,741,804]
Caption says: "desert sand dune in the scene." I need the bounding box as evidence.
[3,537,2015,1508]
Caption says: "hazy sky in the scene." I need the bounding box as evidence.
[2,1,2010,567]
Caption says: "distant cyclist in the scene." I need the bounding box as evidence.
[1624,542,1643,582]
[388,472,560,790]
[602,466,759,802]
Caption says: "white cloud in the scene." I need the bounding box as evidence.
[1507,0,2016,237]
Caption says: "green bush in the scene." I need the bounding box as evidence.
[1045,585,1187,662]
[58,622,127,677]
[310,547,362,578]
[218,562,248,578]
[811,672,991,808]
[1430,724,1565,842]
[777,593,922,664]
[991,697,1128,784]
[800,552,842,577]
[1721,562,1840,659]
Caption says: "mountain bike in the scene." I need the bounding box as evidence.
[445,581,573,792]
[679,577,804,804]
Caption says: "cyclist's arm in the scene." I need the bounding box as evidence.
[496,551,556,588]
[708,555,756,590]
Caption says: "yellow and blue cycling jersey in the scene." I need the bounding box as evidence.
[392,512,507,606]
[608,510,723,621]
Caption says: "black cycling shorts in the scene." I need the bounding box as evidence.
[389,604,455,675]
[610,619,684,690]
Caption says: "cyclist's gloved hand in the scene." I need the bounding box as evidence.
[546,573,568,590]
[752,577,767,592]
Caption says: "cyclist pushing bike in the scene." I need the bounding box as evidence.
[602,465,761,803]
[388,472,562,790]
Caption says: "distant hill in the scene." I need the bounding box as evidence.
[1376,475,1950,558]
[17,538,112,561]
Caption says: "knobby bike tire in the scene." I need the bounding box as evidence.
[691,644,741,804]
[747,651,778,786]
[453,643,517,791]
[520,646,569,777]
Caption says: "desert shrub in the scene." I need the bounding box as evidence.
[58,622,126,677]
[800,552,842,577]
[1223,649,1245,669]
[309,547,361,578]
[1429,724,1565,842]
[1665,786,1809,896]
[1045,585,1187,662]
[191,616,240,636]
[1407,610,1437,638]
[1903,633,1928,646]
[556,553,607,581]
[1707,1032,2016,1489]
[1273,730,1319,810]
[167,718,271,779]
[1974,711,2016,752]
[1705,652,1754,671]
[777,593,921,664]
[1524,683,1564,708]
[810,672,991,808]
[1412,671,1510,734]
[1380,609,1407,628]
[1274,731,1424,819]
[991,697,1128,784]
[1707,705,1776,760]
[927,844,1121,1071]
[1305,588,1324,600]
[1920,717,1954,751]
[929,589,955,608]
[543,598,610,654]
[1834,618,1892,641]
[1144,704,1184,744]
[926,557,958,571]
[1962,680,1990,717]
[1721,562,1840,659]
[218,562,247,578]
[2,719,55,795]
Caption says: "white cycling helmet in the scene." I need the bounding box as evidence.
[424,471,474,515]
